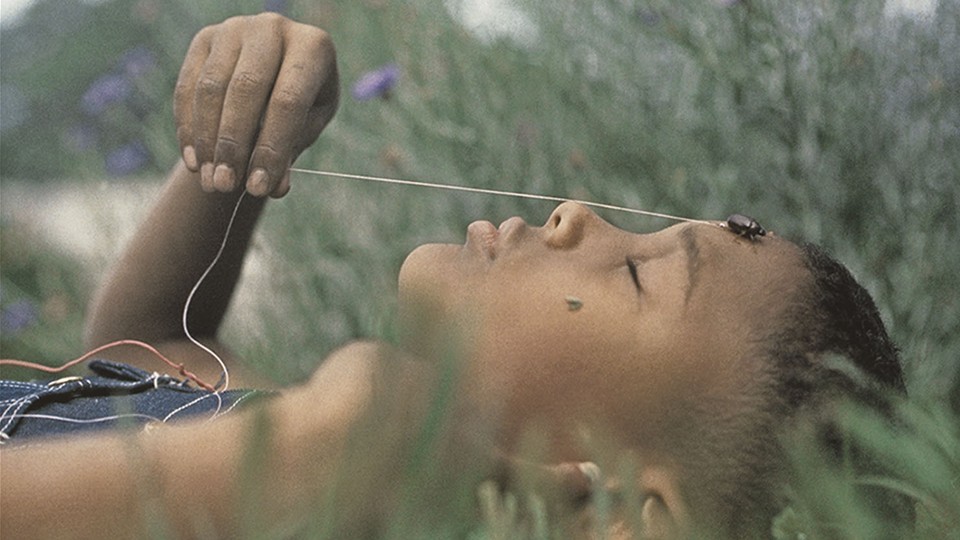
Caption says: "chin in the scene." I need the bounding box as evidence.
[397,243,462,317]
[397,242,495,362]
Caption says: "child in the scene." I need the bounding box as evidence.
[0,13,907,539]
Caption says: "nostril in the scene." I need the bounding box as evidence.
[545,201,590,248]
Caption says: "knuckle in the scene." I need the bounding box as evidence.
[239,12,286,34]
[230,70,265,96]
[220,15,247,29]
[215,136,244,159]
[215,135,241,151]
[252,144,285,170]
[254,143,280,159]
[191,25,216,47]
[318,32,336,57]
[270,88,309,113]
[251,11,285,25]
[197,76,227,97]
[304,29,334,54]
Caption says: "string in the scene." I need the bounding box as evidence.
[0,192,246,400]
[0,339,216,392]
[180,191,246,393]
[6,413,163,425]
[2,167,710,411]
[289,168,715,226]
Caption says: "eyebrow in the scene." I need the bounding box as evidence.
[679,227,701,306]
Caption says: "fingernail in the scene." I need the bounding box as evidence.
[213,164,236,192]
[200,163,215,192]
[183,146,198,170]
[247,168,269,196]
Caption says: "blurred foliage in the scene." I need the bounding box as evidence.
[2,0,959,536]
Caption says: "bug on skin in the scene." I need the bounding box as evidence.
[723,214,766,241]
[565,296,584,311]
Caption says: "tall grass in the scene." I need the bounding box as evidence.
[2,0,958,536]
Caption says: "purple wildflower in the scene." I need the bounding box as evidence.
[351,63,400,101]
[105,141,150,176]
[81,73,132,116]
[1,300,39,335]
[119,46,157,79]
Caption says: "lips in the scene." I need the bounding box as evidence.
[466,220,498,260]
[465,217,528,260]
[497,216,526,239]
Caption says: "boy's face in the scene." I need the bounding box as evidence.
[398,202,808,459]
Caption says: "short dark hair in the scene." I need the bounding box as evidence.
[646,240,910,537]
[765,241,911,530]
[684,241,910,538]
[774,242,905,410]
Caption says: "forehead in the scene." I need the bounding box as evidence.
[666,222,810,331]
[647,220,806,275]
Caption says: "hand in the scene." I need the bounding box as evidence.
[174,13,339,197]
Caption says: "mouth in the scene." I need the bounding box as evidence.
[466,220,498,260]
[497,216,526,239]
[466,217,529,260]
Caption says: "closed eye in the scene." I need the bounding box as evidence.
[626,257,642,292]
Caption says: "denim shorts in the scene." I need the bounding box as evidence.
[0,359,268,445]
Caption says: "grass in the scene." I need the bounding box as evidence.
[2,0,959,536]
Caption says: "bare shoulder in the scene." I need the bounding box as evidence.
[311,340,431,390]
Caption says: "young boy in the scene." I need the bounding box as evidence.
[0,13,907,539]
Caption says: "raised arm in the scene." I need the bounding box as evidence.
[83,14,339,385]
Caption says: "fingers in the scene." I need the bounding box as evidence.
[245,25,337,196]
[192,27,243,192]
[174,27,214,172]
[211,21,284,192]
[174,14,339,198]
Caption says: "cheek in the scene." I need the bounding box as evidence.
[462,282,661,417]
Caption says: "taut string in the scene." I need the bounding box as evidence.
[289,168,714,226]
[2,166,715,419]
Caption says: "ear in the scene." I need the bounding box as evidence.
[639,467,690,539]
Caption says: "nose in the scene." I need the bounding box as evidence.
[544,201,597,248]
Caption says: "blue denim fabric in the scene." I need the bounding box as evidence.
[0,359,269,444]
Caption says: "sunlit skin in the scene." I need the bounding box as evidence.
[0,13,816,539]
[401,201,808,454]
[399,201,811,532]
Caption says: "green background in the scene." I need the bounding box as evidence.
[1,0,958,536]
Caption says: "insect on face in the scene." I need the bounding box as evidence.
[723,214,766,241]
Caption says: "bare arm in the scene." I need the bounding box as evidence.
[83,164,267,382]
[0,343,434,538]
[83,14,339,386]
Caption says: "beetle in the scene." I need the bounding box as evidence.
[724,213,766,240]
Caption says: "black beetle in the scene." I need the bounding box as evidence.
[724,214,766,240]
